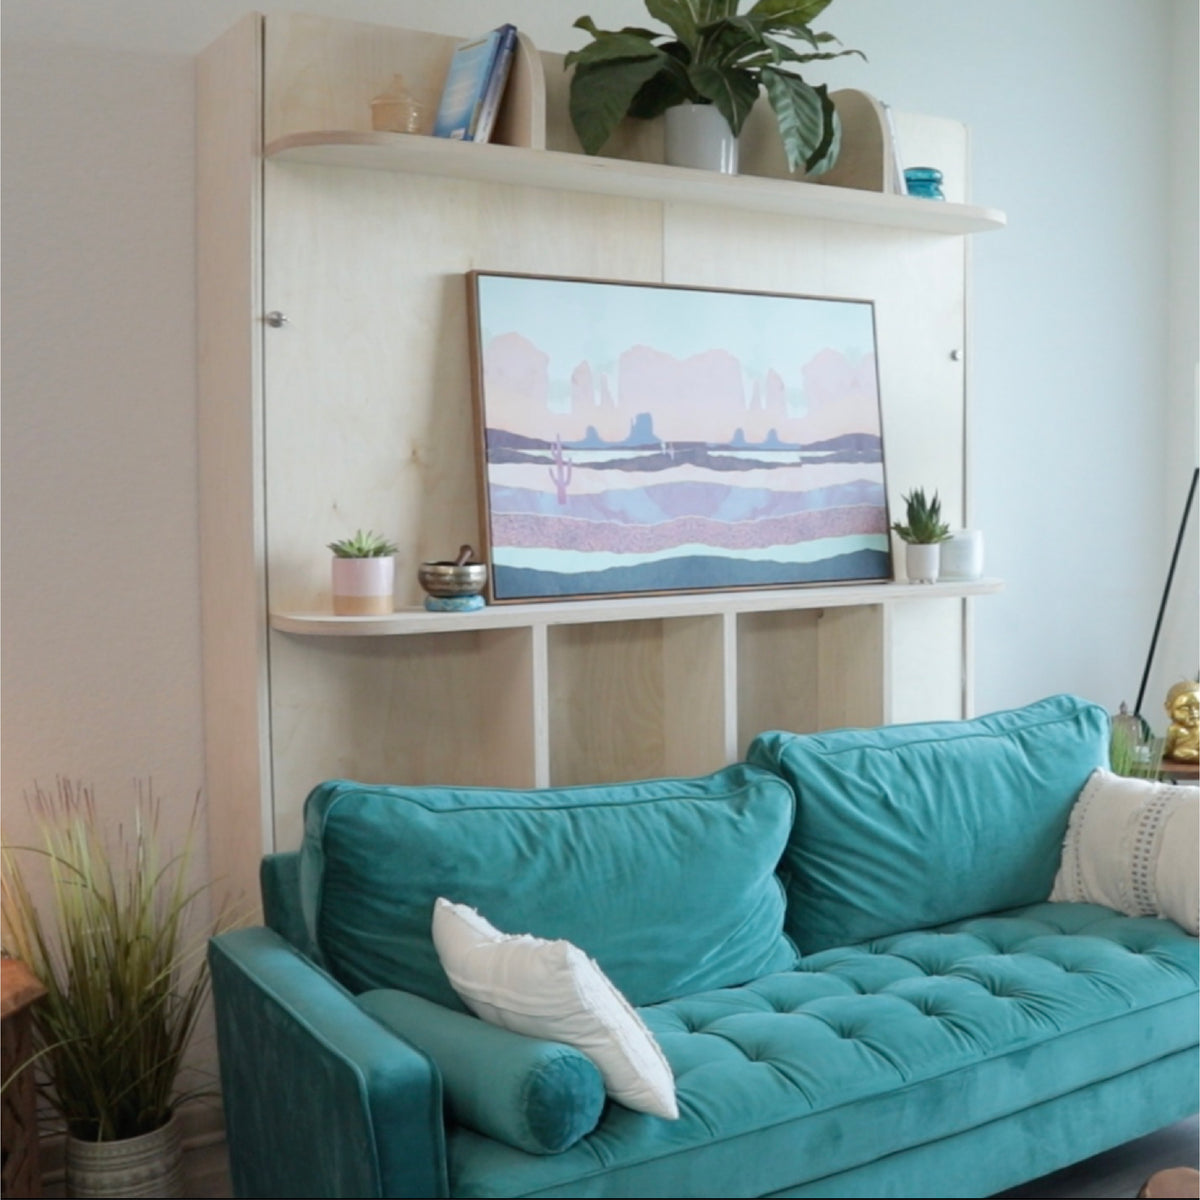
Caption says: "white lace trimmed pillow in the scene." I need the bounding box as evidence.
[1050,768,1198,934]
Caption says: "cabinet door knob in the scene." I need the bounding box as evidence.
[265,311,289,328]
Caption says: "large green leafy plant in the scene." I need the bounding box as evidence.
[565,0,862,174]
[2,780,215,1142]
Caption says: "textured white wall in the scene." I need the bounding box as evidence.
[2,0,1195,895]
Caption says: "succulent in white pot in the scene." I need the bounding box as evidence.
[328,529,398,616]
[890,488,950,584]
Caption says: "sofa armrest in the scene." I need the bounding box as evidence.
[209,927,448,1199]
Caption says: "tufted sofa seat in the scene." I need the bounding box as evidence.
[444,903,1198,1197]
[209,696,1199,1198]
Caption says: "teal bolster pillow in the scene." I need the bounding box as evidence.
[357,989,604,1155]
[746,694,1110,953]
[299,764,797,1008]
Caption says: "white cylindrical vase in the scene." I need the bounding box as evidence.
[940,530,984,580]
[905,543,941,584]
[664,103,738,174]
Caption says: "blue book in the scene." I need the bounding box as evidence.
[471,24,518,144]
[432,25,515,142]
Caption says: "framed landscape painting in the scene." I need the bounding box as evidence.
[467,271,890,603]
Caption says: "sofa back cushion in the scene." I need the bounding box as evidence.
[298,764,798,1008]
[745,694,1110,953]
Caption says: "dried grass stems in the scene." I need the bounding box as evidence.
[2,778,220,1142]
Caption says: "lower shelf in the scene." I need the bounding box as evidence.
[264,582,1000,850]
[269,578,1003,637]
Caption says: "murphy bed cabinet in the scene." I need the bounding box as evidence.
[197,13,1006,916]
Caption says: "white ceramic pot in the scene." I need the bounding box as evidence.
[905,543,940,584]
[664,103,738,174]
[331,555,395,616]
[65,1114,183,1198]
[939,529,984,580]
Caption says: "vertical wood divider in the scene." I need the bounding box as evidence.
[531,622,550,787]
[723,611,740,762]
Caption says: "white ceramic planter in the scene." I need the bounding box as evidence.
[940,530,984,580]
[664,103,738,174]
[331,555,396,616]
[905,543,941,584]
[65,1114,183,1198]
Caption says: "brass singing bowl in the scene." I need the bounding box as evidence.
[418,560,488,598]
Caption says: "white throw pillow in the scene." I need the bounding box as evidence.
[1050,768,1198,934]
[431,898,678,1119]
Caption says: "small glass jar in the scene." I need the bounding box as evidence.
[904,166,945,200]
[370,75,424,135]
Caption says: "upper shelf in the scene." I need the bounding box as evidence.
[264,131,1007,235]
[270,578,1004,637]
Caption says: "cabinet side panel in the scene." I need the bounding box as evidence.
[197,14,270,919]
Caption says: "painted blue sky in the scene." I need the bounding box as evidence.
[473,274,877,379]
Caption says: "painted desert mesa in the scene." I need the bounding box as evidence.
[469,273,890,601]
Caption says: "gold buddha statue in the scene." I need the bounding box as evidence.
[1163,679,1200,763]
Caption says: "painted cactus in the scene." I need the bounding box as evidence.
[548,435,573,504]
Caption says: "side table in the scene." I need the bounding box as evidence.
[2,957,46,1198]
[1159,758,1200,785]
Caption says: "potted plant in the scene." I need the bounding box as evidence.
[328,528,399,616]
[564,0,862,176]
[1,780,215,1198]
[891,488,951,583]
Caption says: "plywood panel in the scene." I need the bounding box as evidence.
[816,606,888,729]
[737,610,822,744]
[262,166,662,615]
[661,615,727,776]
[262,168,662,823]
[269,626,535,849]
[548,620,665,785]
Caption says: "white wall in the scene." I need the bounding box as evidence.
[2,0,1196,1108]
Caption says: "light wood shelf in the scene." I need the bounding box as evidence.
[270,578,1005,638]
[265,130,1006,234]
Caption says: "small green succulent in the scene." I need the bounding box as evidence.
[326,529,398,558]
[890,489,951,545]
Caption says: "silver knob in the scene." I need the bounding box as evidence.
[949,348,962,361]
[265,311,289,328]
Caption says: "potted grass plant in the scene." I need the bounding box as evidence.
[1,779,215,1198]
[891,488,951,583]
[328,528,399,616]
[565,0,862,175]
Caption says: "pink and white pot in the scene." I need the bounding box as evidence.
[331,556,395,616]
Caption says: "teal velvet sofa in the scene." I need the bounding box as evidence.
[208,694,1199,1198]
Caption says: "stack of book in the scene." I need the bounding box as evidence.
[431,23,518,144]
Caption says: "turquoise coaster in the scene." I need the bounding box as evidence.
[424,594,485,612]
